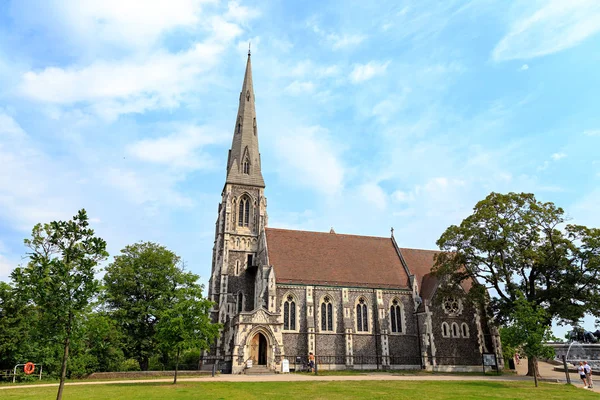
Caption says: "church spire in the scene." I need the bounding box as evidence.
[225,51,265,188]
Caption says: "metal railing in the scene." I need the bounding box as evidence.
[287,355,423,371]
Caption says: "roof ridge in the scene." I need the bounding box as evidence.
[399,247,440,253]
[266,226,392,240]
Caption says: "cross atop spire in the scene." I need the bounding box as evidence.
[224,51,265,188]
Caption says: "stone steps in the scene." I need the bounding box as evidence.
[245,366,273,375]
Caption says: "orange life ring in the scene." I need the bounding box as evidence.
[24,362,35,375]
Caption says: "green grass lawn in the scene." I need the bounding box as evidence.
[1,380,598,400]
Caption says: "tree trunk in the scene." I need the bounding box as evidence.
[173,349,180,384]
[526,356,540,387]
[56,334,70,400]
[526,357,541,378]
[139,356,149,371]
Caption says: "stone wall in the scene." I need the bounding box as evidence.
[275,285,422,365]
[429,292,483,365]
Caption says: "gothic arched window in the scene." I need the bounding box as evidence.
[441,322,450,338]
[356,297,368,332]
[452,322,460,338]
[461,322,470,338]
[243,158,250,174]
[321,296,333,331]
[238,196,250,227]
[390,299,403,333]
[283,295,296,331]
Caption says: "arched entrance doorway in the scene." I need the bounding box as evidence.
[250,332,268,365]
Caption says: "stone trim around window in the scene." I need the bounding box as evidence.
[461,322,470,338]
[281,292,299,332]
[354,296,372,334]
[388,297,406,335]
[442,297,464,317]
[317,294,337,333]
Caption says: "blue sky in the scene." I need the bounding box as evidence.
[1,0,600,335]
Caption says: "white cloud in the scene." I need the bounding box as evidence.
[285,81,315,95]
[19,42,224,119]
[16,2,259,120]
[521,64,529,70]
[493,0,600,61]
[330,34,367,50]
[127,125,225,169]
[274,126,345,196]
[392,190,414,203]
[0,113,79,230]
[584,129,600,136]
[0,112,27,138]
[371,89,411,122]
[19,0,214,50]
[103,168,193,210]
[551,152,567,160]
[358,182,387,210]
[350,61,390,83]
[306,18,366,50]
[226,1,260,23]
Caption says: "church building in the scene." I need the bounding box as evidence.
[207,51,503,374]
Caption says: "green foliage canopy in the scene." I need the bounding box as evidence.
[434,192,600,325]
[156,281,219,383]
[11,209,108,399]
[103,241,206,371]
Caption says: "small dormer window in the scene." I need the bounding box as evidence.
[243,159,250,174]
[246,90,250,101]
[253,118,257,136]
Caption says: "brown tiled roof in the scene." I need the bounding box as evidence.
[398,248,473,299]
[265,228,410,289]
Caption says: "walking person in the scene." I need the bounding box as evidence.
[584,361,593,388]
[578,362,588,388]
[308,352,315,373]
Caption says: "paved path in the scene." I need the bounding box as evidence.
[515,358,599,393]
[0,372,549,390]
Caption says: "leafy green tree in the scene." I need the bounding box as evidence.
[63,312,125,377]
[11,210,108,400]
[0,281,38,369]
[501,295,555,386]
[156,281,219,383]
[434,192,600,376]
[103,242,201,371]
[82,312,125,373]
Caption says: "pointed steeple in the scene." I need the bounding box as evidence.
[225,51,265,188]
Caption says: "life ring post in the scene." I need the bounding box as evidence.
[24,362,35,375]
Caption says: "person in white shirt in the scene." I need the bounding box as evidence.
[584,361,593,389]
[579,362,588,387]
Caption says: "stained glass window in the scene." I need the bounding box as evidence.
[390,299,402,333]
[284,295,296,331]
[238,196,251,227]
[356,298,368,332]
[321,296,333,331]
